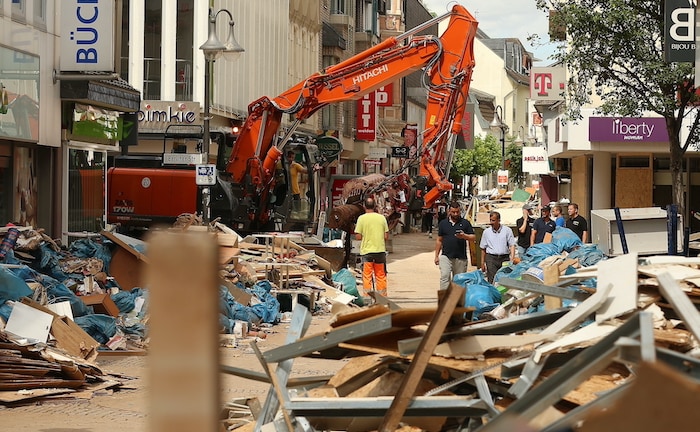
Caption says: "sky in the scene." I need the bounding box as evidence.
[420,0,558,65]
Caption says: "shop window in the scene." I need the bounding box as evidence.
[175,0,194,100]
[67,148,106,235]
[11,0,25,23]
[14,146,37,227]
[654,157,670,170]
[619,156,650,168]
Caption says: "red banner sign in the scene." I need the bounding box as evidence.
[376,84,393,107]
[356,92,376,141]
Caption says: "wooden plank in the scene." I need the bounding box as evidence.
[577,362,700,432]
[542,263,561,310]
[541,282,613,340]
[0,388,75,403]
[433,334,552,359]
[596,253,638,323]
[326,354,394,397]
[146,231,220,432]
[657,271,700,343]
[378,282,465,432]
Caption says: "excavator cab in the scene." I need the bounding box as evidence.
[277,141,320,231]
[212,133,320,233]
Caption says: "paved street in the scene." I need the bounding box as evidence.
[2,230,462,431]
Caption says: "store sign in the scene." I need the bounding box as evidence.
[665,0,695,63]
[530,67,566,101]
[363,159,381,166]
[138,101,202,133]
[376,84,393,107]
[356,92,376,141]
[391,146,409,158]
[60,0,115,71]
[523,146,550,175]
[497,170,509,186]
[316,136,343,160]
[589,117,669,142]
[368,147,387,159]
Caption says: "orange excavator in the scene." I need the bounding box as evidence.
[109,4,478,234]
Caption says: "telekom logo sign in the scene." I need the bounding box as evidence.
[530,67,566,101]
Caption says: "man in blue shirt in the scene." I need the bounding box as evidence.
[480,211,516,284]
[434,201,475,291]
[531,206,556,244]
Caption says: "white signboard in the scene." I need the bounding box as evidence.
[497,170,509,186]
[196,164,217,186]
[60,0,115,71]
[368,147,387,159]
[523,146,550,175]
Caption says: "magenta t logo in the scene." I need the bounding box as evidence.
[533,73,554,97]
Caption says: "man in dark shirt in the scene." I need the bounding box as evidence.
[566,203,588,242]
[434,201,475,291]
[531,206,556,244]
[516,203,535,258]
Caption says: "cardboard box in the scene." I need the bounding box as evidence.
[81,293,120,317]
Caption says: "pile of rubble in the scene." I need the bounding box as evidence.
[226,246,700,431]
[0,220,343,405]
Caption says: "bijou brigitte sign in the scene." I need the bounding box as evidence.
[589,117,669,142]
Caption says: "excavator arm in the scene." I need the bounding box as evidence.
[220,4,477,227]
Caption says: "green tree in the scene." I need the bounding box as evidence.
[450,134,501,196]
[505,141,524,187]
[536,0,698,224]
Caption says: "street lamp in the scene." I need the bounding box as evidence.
[514,125,525,146]
[489,105,508,169]
[199,7,244,222]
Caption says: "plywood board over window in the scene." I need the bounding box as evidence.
[615,154,652,208]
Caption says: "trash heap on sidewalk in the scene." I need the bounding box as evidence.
[0,220,348,405]
[224,227,700,432]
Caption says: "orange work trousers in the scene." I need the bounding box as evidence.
[361,252,387,296]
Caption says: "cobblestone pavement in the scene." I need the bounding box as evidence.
[2,231,446,431]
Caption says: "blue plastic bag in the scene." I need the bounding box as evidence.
[454,270,502,320]
[332,268,363,306]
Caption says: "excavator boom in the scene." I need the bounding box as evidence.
[215,4,477,231]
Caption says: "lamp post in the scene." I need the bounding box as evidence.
[514,125,525,146]
[489,105,508,170]
[198,7,244,222]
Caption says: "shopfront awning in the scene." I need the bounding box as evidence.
[60,75,141,112]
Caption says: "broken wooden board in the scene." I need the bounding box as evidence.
[433,334,553,359]
[578,361,700,432]
[20,299,100,362]
[101,231,149,291]
[596,253,638,323]
[0,388,76,403]
[638,263,700,281]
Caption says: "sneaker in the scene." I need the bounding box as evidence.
[428,233,433,239]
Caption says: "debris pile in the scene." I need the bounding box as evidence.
[226,246,700,431]
[0,220,342,406]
